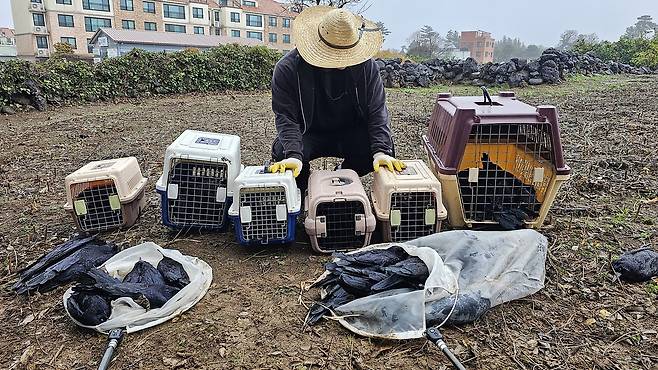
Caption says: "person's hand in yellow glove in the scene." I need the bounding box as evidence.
[373,152,406,173]
[269,158,303,177]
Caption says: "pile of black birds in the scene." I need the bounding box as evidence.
[458,153,540,230]
[305,246,430,326]
[68,257,190,326]
[13,235,118,295]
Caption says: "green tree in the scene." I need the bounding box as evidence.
[624,15,657,39]
[494,36,545,61]
[446,30,460,49]
[405,25,446,59]
[376,21,391,42]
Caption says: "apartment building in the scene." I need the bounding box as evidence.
[211,0,295,52]
[0,28,18,60]
[459,30,495,64]
[10,0,295,59]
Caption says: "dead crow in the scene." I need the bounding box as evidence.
[14,243,118,295]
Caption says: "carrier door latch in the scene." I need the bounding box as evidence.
[216,187,227,202]
[425,209,436,225]
[316,216,327,238]
[74,200,88,216]
[240,206,252,223]
[275,204,287,222]
[354,214,366,236]
[390,210,402,227]
[167,183,179,200]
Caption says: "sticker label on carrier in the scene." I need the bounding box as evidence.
[195,137,221,146]
[74,200,88,216]
[167,184,179,200]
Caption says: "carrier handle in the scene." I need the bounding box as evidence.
[480,86,493,106]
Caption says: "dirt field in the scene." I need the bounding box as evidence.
[1,74,657,370]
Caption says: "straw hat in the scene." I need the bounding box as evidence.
[293,6,383,69]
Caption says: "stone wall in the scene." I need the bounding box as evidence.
[377,48,657,88]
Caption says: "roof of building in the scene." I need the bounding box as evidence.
[0,28,15,39]
[90,28,267,48]
[239,0,297,17]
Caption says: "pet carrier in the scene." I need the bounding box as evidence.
[228,166,301,245]
[64,157,147,232]
[156,130,241,230]
[422,91,571,229]
[371,160,448,242]
[304,170,376,253]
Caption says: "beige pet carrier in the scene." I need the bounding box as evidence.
[304,170,376,253]
[372,160,447,242]
[64,157,147,232]
[422,91,571,228]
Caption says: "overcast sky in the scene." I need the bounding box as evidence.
[1,0,657,49]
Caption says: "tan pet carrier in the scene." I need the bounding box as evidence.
[304,170,376,253]
[422,91,571,229]
[372,160,447,242]
[64,157,148,232]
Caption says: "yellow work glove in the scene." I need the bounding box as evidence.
[373,152,406,173]
[269,158,303,177]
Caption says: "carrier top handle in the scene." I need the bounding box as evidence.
[98,328,125,370]
[426,327,467,370]
[480,86,493,106]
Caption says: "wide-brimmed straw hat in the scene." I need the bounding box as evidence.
[293,6,383,69]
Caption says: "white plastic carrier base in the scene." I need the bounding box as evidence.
[228,166,302,245]
[155,130,241,230]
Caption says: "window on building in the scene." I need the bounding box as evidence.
[192,7,204,19]
[87,38,93,53]
[33,13,45,27]
[143,1,155,13]
[230,12,240,23]
[82,0,110,12]
[144,22,157,31]
[120,0,133,11]
[231,29,240,38]
[31,0,42,3]
[84,17,111,32]
[194,26,204,34]
[60,36,76,49]
[165,23,186,33]
[269,16,277,27]
[56,0,73,5]
[215,29,221,35]
[214,11,220,21]
[163,4,185,19]
[36,35,48,49]
[268,33,276,43]
[242,0,256,6]
[246,31,262,40]
[122,20,135,29]
[282,33,290,44]
[282,18,290,28]
[245,14,262,27]
[218,0,228,5]
[58,14,74,27]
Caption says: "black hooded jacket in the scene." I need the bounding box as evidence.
[271,49,394,161]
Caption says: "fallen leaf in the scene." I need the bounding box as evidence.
[219,347,226,358]
[599,309,611,319]
[20,346,34,364]
[20,314,35,326]
[300,344,311,351]
[585,318,597,326]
